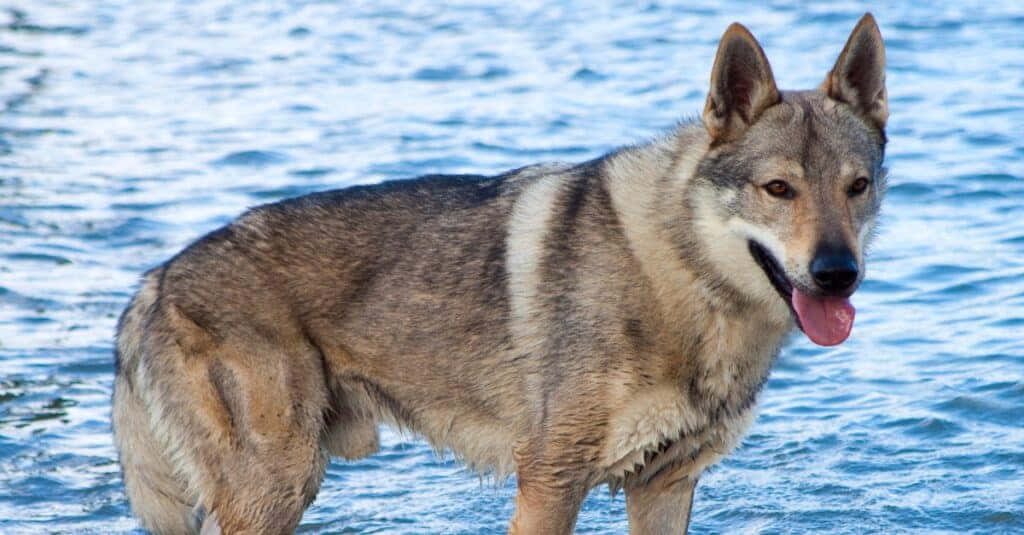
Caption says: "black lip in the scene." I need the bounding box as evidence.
[748,240,801,329]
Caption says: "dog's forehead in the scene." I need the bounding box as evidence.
[748,91,884,177]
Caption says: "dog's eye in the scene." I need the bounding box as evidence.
[764,180,793,198]
[849,177,870,196]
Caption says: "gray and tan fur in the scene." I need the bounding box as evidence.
[113,14,888,534]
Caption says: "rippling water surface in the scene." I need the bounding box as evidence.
[1,1,1022,533]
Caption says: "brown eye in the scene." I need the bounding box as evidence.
[849,177,870,196]
[764,180,793,198]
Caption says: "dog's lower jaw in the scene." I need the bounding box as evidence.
[747,239,802,330]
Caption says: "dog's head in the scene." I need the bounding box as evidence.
[688,14,887,346]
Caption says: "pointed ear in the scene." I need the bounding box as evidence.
[702,23,781,144]
[823,13,888,129]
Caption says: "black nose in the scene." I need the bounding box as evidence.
[810,246,859,294]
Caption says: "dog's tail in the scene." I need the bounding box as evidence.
[112,269,201,534]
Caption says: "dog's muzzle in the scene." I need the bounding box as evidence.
[748,239,857,346]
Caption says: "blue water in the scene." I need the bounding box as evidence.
[1,1,1022,533]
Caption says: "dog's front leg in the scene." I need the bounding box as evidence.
[508,475,586,535]
[625,467,699,535]
[508,437,589,535]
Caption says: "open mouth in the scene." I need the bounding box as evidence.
[747,240,856,347]
[748,240,794,309]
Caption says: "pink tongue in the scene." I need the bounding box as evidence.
[791,289,855,346]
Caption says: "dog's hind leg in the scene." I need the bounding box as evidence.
[625,468,698,535]
[117,299,332,533]
[184,340,331,534]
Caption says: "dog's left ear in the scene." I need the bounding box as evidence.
[823,13,888,130]
[703,23,780,144]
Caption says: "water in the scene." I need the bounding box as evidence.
[1,1,1022,533]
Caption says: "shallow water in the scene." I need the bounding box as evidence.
[1,1,1022,533]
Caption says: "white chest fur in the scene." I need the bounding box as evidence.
[601,382,758,483]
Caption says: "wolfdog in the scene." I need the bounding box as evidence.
[113,13,887,534]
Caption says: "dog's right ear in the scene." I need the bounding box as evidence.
[702,23,781,144]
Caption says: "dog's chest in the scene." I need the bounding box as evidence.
[597,312,785,483]
[600,379,759,483]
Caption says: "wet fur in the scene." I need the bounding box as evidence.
[113,14,887,534]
